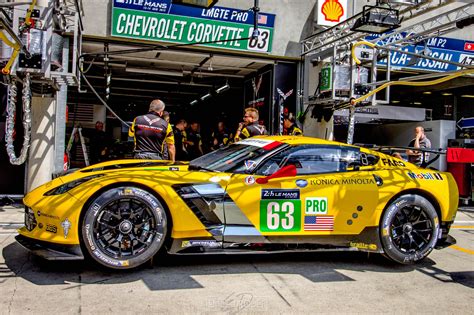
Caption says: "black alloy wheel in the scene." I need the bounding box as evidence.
[380,194,439,264]
[82,187,167,269]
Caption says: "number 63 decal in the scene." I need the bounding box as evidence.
[260,200,301,232]
[248,28,271,52]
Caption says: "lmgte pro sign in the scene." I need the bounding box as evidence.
[317,0,348,27]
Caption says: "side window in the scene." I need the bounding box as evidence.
[350,152,380,168]
[256,145,360,176]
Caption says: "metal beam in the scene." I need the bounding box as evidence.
[369,3,474,48]
[84,75,214,87]
[301,0,459,56]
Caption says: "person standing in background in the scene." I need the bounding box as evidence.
[128,99,175,162]
[162,111,170,160]
[234,108,267,142]
[186,122,203,160]
[406,126,431,166]
[173,119,188,161]
[283,112,303,136]
[88,120,111,164]
[212,121,232,150]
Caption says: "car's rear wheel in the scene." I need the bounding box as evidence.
[380,194,439,264]
[81,186,167,269]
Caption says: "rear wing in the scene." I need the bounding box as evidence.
[355,144,445,169]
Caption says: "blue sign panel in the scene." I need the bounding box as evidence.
[458,117,474,129]
[365,33,474,72]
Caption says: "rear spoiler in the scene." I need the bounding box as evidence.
[355,144,445,169]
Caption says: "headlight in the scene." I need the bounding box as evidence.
[44,174,104,196]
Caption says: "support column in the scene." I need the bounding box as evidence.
[27,96,56,192]
[53,84,67,175]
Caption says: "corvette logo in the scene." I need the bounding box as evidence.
[61,218,72,239]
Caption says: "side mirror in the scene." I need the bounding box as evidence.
[256,165,297,184]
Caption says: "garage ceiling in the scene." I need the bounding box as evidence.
[73,41,274,110]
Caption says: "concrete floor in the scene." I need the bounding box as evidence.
[0,204,473,314]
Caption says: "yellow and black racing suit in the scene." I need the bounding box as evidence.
[128,112,174,159]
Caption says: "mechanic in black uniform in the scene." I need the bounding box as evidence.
[211,121,232,150]
[173,119,188,161]
[186,122,204,160]
[283,112,303,136]
[234,108,267,142]
[128,99,175,162]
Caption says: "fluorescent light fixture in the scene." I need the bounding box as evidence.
[413,102,422,105]
[216,83,230,94]
[351,6,401,34]
[442,92,453,96]
[183,70,244,78]
[126,67,183,77]
[190,100,198,106]
[392,100,400,103]
[423,91,432,94]
[200,93,212,101]
[461,95,474,98]
[456,16,474,29]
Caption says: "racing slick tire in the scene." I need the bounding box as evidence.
[380,194,439,264]
[81,186,167,269]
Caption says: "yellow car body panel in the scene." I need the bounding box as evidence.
[21,162,225,245]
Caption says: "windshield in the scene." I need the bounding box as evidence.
[189,144,268,173]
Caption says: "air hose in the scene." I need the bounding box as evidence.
[5,73,32,165]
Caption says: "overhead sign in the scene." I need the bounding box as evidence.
[317,0,348,27]
[111,0,275,53]
[365,33,474,72]
[457,117,474,129]
[334,105,426,122]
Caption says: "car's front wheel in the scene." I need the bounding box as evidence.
[380,194,439,264]
[81,186,167,269]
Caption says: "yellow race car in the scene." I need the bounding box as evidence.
[17,136,458,269]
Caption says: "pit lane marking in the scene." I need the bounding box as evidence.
[0,223,23,227]
[449,245,474,255]
[451,225,474,229]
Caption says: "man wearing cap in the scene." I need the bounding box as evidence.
[283,112,303,136]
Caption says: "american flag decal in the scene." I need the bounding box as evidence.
[304,215,334,231]
[258,14,268,25]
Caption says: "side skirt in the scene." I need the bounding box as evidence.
[168,227,383,254]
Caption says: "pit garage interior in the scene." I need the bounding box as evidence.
[68,40,284,159]
[326,70,474,144]
[73,38,474,164]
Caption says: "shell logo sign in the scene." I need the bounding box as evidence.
[322,0,344,22]
[317,0,348,27]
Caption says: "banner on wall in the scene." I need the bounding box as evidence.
[363,33,474,72]
[244,69,273,130]
[274,62,297,134]
[111,0,275,53]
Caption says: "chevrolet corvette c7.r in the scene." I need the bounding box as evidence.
[16,136,458,269]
